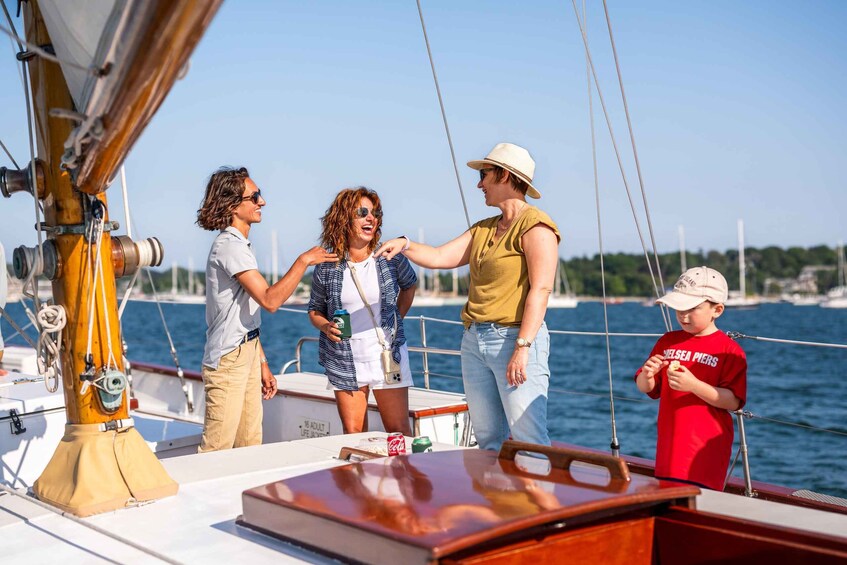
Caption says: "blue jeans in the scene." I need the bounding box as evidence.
[461,322,551,451]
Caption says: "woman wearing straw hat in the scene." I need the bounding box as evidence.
[375,142,560,451]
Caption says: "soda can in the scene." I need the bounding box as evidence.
[332,309,352,339]
[387,432,406,456]
[411,436,433,453]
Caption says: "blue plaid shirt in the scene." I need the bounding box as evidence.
[308,255,417,390]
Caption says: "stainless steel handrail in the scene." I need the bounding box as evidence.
[281,320,759,490]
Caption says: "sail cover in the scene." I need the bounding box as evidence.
[31,0,222,192]
[38,0,128,111]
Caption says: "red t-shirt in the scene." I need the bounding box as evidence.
[636,330,747,490]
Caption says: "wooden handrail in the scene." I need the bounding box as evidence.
[499,440,631,482]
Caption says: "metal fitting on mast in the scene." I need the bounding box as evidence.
[0,160,45,199]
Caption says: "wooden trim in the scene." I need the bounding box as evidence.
[131,361,203,382]
[551,440,847,516]
[129,362,468,418]
[656,506,847,559]
[74,1,223,194]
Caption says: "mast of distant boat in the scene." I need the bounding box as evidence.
[738,219,747,298]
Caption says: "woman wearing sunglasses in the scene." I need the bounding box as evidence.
[308,187,418,436]
[375,143,560,452]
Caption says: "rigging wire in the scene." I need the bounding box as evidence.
[569,0,672,332]
[0,138,19,168]
[0,22,104,76]
[577,0,620,456]
[414,0,472,230]
[600,0,671,324]
[0,305,37,348]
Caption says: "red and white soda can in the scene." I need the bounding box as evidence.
[387,432,406,456]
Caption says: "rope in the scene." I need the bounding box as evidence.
[35,304,65,392]
[569,0,671,332]
[601,0,671,329]
[144,268,193,413]
[414,0,472,230]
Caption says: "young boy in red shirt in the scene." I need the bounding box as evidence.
[635,266,747,490]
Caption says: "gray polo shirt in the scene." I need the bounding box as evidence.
[202,227,261,369]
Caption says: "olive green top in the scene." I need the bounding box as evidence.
[461,205,560,327]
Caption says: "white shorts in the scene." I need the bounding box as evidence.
[328,342,414,391]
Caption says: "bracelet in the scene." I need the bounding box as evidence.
[260,357,269,365]
[399,235,410,252]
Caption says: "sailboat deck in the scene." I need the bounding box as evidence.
[2,434,845,563]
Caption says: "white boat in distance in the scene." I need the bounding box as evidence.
[547,260,579,308]
[821,242,847,309]
[725,220,762,308]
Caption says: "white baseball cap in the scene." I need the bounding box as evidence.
[656,266,729,310]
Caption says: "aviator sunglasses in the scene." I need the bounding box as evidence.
[355,206,383,219]
[241,189,262,204]
[479,167,495,181]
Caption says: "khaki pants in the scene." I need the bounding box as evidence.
[199,339,262,452]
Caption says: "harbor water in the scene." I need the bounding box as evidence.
[3,300,845,498]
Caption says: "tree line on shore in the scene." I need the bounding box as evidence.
[129,244,843,298]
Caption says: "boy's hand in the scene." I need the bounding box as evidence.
[641,354,666,379]
[667,364,698,392]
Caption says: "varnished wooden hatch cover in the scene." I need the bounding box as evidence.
[240,441,698,563]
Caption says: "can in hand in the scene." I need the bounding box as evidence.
[387,432,406,456]
[411,436,433,453]
[332,309,352,339]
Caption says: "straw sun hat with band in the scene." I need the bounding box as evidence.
[467,142,541,199]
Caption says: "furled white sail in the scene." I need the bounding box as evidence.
[38,0,122,110]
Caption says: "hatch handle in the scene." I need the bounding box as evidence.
[499,440,630,482]
[9,408,27,435]
[338,446,384,462]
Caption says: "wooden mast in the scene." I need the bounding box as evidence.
[21,0,221,516]
[24,0,123,426]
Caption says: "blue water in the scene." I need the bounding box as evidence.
[3,301,846,498]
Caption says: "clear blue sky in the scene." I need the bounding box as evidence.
[0,1,844,274]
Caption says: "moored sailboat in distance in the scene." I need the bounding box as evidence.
[821,241,847,309]
[547,259,578,308]
[725,219,762,308]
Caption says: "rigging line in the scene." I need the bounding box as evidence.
[0,2,22,52]
[569,0,672,332]
[728,331,847,350]
[576,1,619,454]
[0,305,38,349]
[0,138,19,169]
[0,23,103,76]
[15,25,44,312]
[744,414,847,438]
[549,329,662,338]
[601,0,670,321]
[415,0,471,230]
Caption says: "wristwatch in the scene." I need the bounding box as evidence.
[515,337,532,348]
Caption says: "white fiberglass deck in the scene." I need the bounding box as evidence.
[1,433,846,563]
